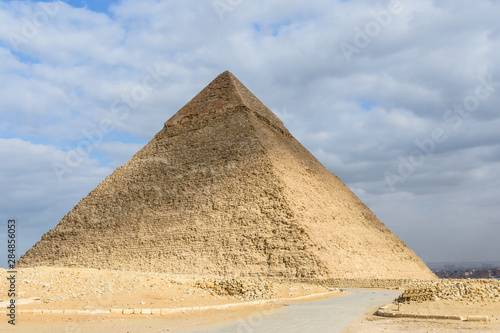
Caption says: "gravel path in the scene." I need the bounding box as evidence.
[179,289,400,333]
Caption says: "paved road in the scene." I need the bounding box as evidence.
[180,289,400,333]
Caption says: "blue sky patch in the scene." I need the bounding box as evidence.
[60,0,119,15]
[252,23,261,33]
[270,19,292,36]
[359,100,375,111]
[107,131,148,144]
[1,0,118,14]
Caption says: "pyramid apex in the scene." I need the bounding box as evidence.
[212,70,237,85]
[165,71,287,133]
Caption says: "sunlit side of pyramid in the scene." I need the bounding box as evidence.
[18,71,436,279]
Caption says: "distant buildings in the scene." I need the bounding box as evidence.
[433,267,500,279]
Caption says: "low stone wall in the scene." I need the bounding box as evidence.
[376,304,490,322]
[286,278,433,289]
[376,307,464,321]
[0,291,333,316]
[397,279,500,303]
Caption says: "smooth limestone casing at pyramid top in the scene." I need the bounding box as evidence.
[18,71,436,279]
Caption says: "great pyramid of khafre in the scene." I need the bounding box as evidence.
[18,71,436,279]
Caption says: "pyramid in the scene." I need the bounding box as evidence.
[18,71,436,279]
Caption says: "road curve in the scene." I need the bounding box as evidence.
[179,289,400,333]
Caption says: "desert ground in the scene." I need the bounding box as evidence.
[2,267,499,332]
[0,267,342,332]
[344,279,500,332]
[344,299,500,333]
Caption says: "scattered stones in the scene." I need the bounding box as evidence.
[195,277,274,300]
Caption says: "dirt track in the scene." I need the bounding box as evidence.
[181,289,400,333]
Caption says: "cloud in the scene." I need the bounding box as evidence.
[0,0,499,264]
[0,138,112,256]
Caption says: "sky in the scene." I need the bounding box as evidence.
[1,0,499,266]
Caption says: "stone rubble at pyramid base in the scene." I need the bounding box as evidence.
[3,266,498,325]
[0,267,342,309]
[397,279,500,303]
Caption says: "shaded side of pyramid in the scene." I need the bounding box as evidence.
[17,71,436,279]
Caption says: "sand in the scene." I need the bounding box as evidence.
[343,298,500,332]
[4,267,497,332]
[0,266,342,332]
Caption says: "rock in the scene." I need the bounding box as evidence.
[396,279,500,304]
[195,277,274,300]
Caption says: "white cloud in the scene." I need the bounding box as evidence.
[0,138,112,256]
